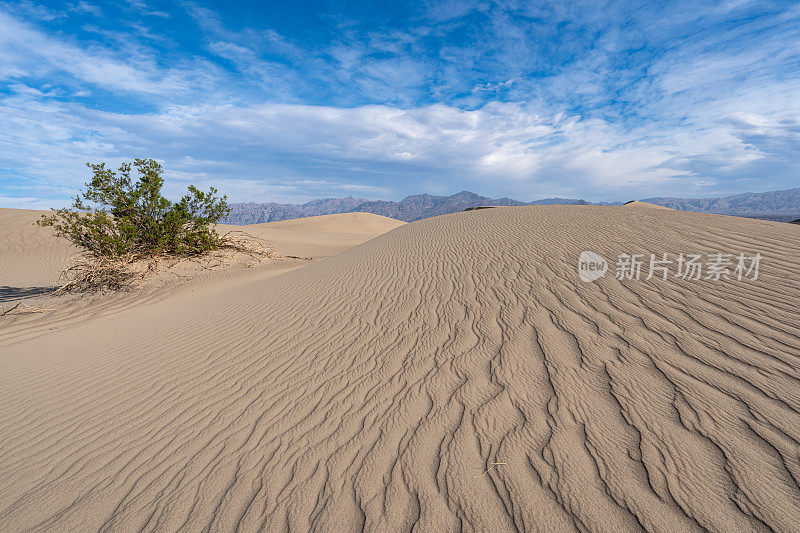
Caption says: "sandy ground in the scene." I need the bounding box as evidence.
[1,205,799,532]
[253,212,407,234]
[0,209,77,293]
[0,210,399,344]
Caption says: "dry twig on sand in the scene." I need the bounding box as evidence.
[474,462,507,478]
[1,302,21,316]
[54,253,151,293]
[52,231,278,294]
[1,302,57,317]
[219,230,280,262]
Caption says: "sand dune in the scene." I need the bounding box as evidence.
[216,220,395,262]
[621,201,674,210]
[1,205,800,531]
[0,209,392,344]
[0,208,394,292]
[257,212,406,234]
[224,212,406,258]
[0,209,75,296]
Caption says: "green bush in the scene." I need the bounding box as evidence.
[38,159,230,258]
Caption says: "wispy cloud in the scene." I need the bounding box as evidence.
[0,1,799,208]
[69,1,102,17]
[0,10,217,97]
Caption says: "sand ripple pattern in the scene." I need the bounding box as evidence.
[1,206,799,532]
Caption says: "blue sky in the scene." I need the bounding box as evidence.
[1,0,799,208]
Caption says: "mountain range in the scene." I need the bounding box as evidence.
[224,187,800,224]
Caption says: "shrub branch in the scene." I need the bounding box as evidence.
[36,159,277,293]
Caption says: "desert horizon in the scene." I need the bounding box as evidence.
[220,187,800,226]
[2,0,800,531]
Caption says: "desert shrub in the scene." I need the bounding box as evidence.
[38,159,230,258]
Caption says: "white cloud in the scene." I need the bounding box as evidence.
[3,87,794,207]
[0,195,59,210]
[0,10,214,96]
[0,0,65,22]
[69,1,102,17]
[1,2,799,208]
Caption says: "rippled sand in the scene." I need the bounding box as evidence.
[1,205,799,532]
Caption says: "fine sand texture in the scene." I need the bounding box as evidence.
[218,212,405,259]
[0,209,76,296]
[0,210,396,344]
[1,205,800,532]
[257,212,406,234]
[621,201,675,210]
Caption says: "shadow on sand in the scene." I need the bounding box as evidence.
[0,285,53,304]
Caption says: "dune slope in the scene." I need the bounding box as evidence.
[0,209,395,343]
[217,212,403,260]
[257,212,406,234]
[0,209,75,296]
[1,205,799,532]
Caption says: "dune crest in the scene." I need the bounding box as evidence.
[621,201,674,210]
[257,212,406,234]
[1,205,799,531]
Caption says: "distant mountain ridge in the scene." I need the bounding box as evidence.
[225,196,369,225]
[224,187,800,224]
[641,187,800,216]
